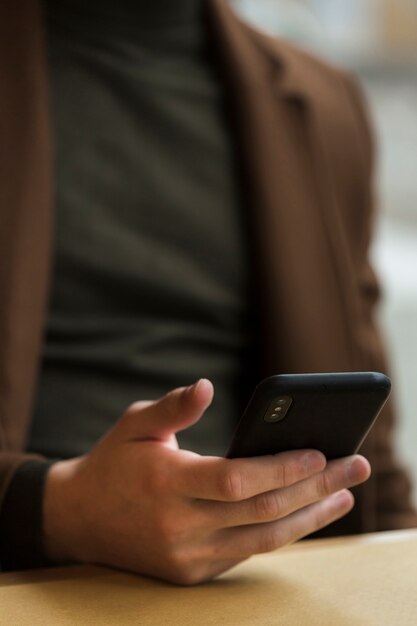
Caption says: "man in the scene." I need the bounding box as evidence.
[0,0,415,584]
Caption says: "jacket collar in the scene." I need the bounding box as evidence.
[209,0,321,101]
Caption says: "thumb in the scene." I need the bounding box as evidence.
[116,379,214,442]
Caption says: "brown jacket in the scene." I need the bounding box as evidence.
[0,0,416,537]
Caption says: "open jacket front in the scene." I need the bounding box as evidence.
[0,0,415,556]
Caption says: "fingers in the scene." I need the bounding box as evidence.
[198,455,370,529]
[115,379,214,441]
[213,489,355,560]
[175,449,327,500]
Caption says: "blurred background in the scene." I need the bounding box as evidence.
[233,0,417,504]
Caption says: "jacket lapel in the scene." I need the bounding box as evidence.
[209,0,360,375]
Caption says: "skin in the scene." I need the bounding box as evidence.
[43,379,371,585]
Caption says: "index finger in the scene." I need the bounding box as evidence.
[174,449,326,501]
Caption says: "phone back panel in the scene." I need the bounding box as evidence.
[226,373,391,460]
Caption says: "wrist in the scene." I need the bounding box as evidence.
[42,457,89,565]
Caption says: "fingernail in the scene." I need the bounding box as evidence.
[304,451,326,473]
[347,457,366,483]
[185,379,202,397]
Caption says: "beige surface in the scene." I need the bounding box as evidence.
[1,530,417,626]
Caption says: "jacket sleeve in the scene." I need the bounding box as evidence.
[0,0,55,569]
[0,458,53,570]
[344,74,417,530]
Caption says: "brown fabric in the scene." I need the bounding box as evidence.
[0,3,53,503]
[0,0,415,543]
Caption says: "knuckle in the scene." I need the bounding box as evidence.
[254,492,282,521]
[218,466,244,501]
[274,461,292,487]
[258,528,285,554]
[316,470,334,498]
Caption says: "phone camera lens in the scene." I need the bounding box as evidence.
[263,396,292,423]
[265,412,283,423]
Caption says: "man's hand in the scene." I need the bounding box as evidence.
[43,380,371,585]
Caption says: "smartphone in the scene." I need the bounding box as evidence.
[226,372,391,460]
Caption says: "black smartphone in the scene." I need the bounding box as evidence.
[226,372,391,460]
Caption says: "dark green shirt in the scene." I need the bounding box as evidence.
[29,0,257,458]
